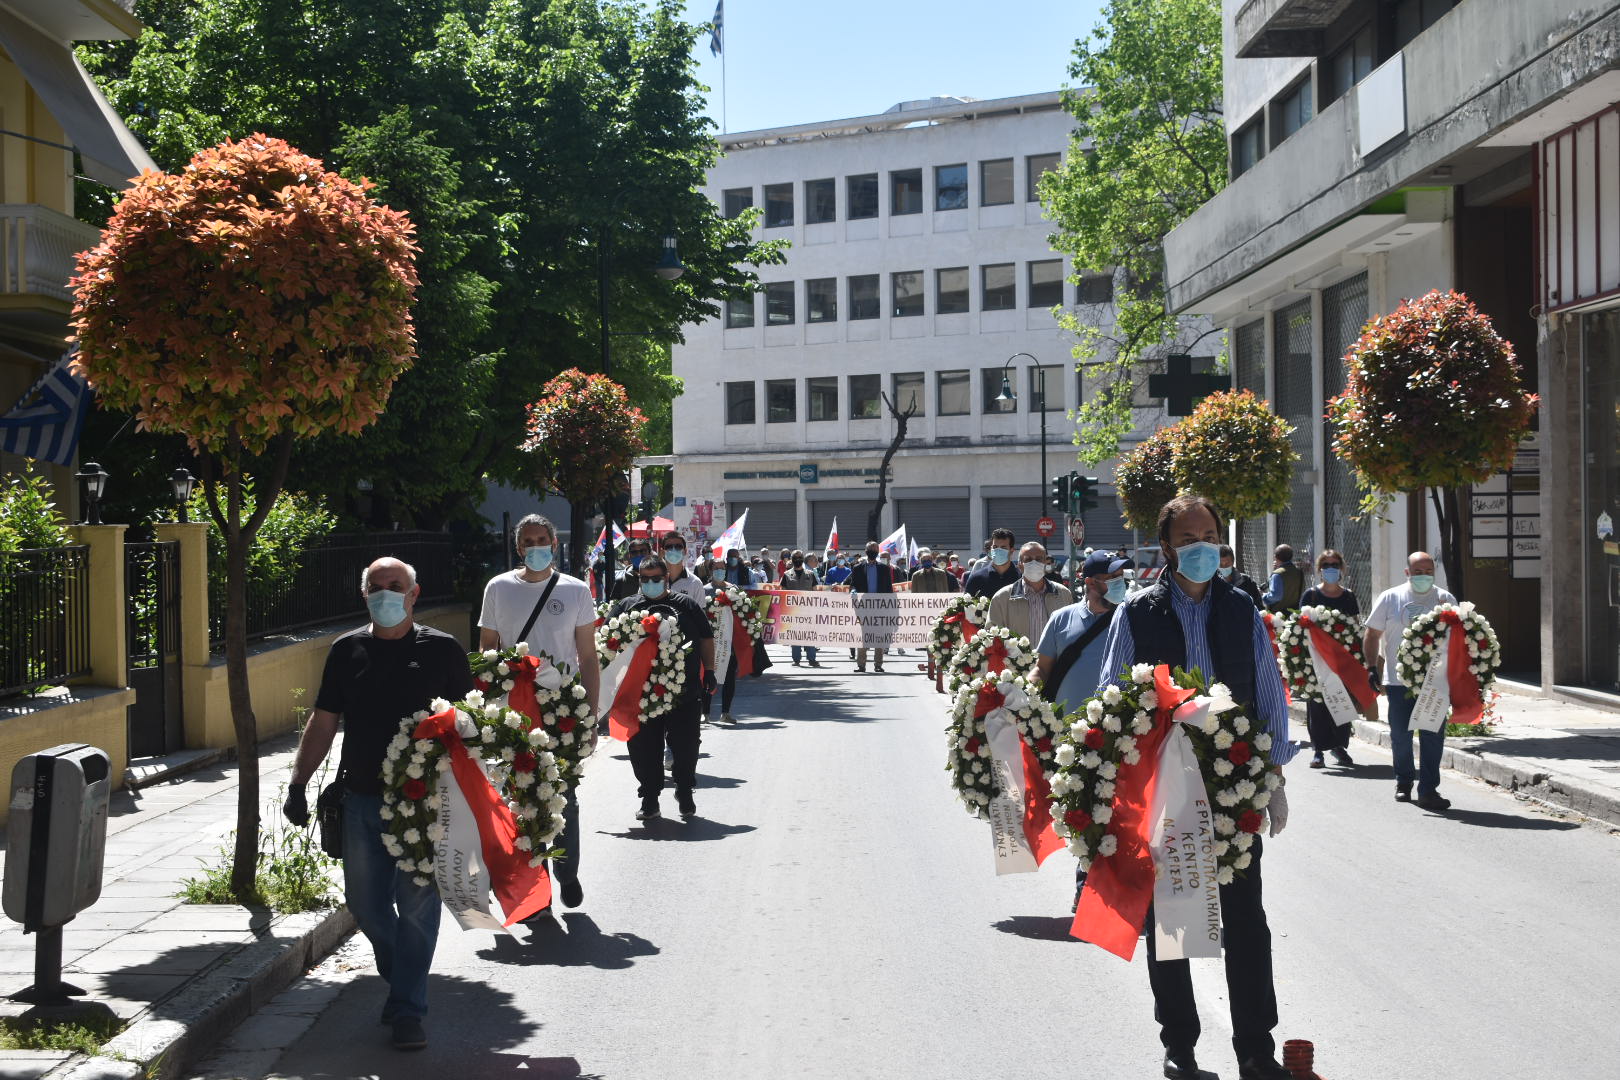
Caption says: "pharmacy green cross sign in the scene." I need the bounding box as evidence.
[1147,354,1230,416]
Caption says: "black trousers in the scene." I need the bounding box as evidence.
[626,698,702,800]
[1305,700,1351,752]
[1145,837,1278,1062]
[719,651,739,713]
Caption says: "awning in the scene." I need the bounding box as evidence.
[0,9,155,188]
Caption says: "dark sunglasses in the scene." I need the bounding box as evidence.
[1320,562,1343,570]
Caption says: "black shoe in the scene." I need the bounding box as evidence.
[808,661,822,668]
[874,663,884,672]
[1331,747,1355,767]
[635,799,660,821]
[677,790,696,818]
[559,877,583,908]
[391,1017,427,1051]
[792,660,801,666]
[1395,782,1413,802]
[1309,752,1324,769]
[1237,1056,1292,1080]
[1415,792,1452,812]
[855,665,865,672]
[1163,1049,1200,1079]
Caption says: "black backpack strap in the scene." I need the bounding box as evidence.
[516,573,562,646]
[1042,613,1113,703]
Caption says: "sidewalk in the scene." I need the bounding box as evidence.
[0,736,353,1080]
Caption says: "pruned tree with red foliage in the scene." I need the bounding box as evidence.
[71,134,418,896]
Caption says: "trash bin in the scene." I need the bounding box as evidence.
[3,743,111,1005]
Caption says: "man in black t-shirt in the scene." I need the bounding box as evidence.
[609,554,715,821]
[283,557,473,1052]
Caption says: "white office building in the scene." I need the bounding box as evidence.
[664,92,1202,561]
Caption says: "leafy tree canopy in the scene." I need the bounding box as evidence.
[1040,0,1226,465]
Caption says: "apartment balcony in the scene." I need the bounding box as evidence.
[0,204,102,336]
[1233,0,1355,59]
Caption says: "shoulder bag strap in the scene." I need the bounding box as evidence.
[1042,613,1114,704]
[516,573,562,646]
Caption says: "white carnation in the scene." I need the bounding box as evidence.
[1131,663,1155,684]
[1139,690,1159,711]
[1092,804,1112,825]
[405,762,424,779]
[1216,866,1234,885]
[1097,834,1119,857]
[514,836,532,851]
[1099,762,1117,780]
[403,828,421,845]
[1213,730,1235,750]
[1102,685,1122,706]
[1055,744,1076,767]
[1213,759,1234,777]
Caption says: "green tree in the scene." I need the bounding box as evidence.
[1113,427,1181,532]
[1040,0,1227,465]
[1171,390,1297,522]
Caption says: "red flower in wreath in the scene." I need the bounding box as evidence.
[1228,741,1253,765]
[594,617,605,628]
[1064,808,1093,832]
[402,778,427,801]
[715,592,733,607]
[1238,810,1264,833]
[558,716,578,734]
[964,737,981,756]
[653,683,667,697]
[512,751,538,774]
[640,614,661,633]
[1083,727,1106,751]
[606,637,621,650]
[1036,735,1054,754]
[1290,646,1302,655]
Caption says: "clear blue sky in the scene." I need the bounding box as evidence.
[674,0,1110,134]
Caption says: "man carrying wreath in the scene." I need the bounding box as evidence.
[1094,495,1296,1080]
[609,554,716,820]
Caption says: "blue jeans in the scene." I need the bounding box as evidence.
[790,645,818,664]
[1384,685,1443,797]
[343,792,440,1021]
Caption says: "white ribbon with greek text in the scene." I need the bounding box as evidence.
[1410,631,1451,733]
[597,645,638,723]
[1148,700,1224,960]
[712,604,735,679]
[432,767,510,934]
[983,681,1038,876]
[1305,630,1361,728]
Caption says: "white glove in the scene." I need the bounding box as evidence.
[1268,782,1289,837]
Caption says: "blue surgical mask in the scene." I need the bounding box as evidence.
[1174,541,1221,584]
[1105,577,1129,604]
[1217,565,1234,579]
[921,559,934,569]
[523,547,553,573]
[1410,573,1434,594]
[630,554,645,570]
[640,579,667,599]
[1321,567,1342,584]
[366,588,408,628]
[990,548,1011,566]
[664,548,686,565]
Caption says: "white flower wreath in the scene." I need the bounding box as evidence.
[944,670,1062,819]
[595,609,691,725]
[468,642,597,787]
[1275,605,1369,702]
[1396,601,1501,692]
[707,582,767,643]
[929,594,990,665]
[947,625,1036,694]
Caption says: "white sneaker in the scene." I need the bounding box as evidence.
[722,712,734,723]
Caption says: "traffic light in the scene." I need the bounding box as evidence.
[1070,473,1100,515]
[1049,474,1070,511]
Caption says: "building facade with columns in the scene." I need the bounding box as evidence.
[667,92,1210,565]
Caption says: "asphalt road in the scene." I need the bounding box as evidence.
[239,648,1620,1080]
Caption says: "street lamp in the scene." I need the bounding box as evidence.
[169,467,196,522]
[654,234,686,281]
[75,461,108,525]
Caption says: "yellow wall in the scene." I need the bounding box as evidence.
[0,687,133,826]
[0,51,73,212]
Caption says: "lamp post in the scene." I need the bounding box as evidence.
[75,461,109,525]
[596,225,685,594]
[995,352,1046,490]
[169,467,196,522]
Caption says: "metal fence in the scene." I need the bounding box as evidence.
[208,531,456,649]
[1323,273,1373,597]
[0,545,90,698]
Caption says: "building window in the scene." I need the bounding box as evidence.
[1028,259,1064,307]
[1077,272,1114,304]
[805,178,836,224]
[1030,364,1063,413]
[725,380,755,424]
[808,376,838,421]
[893,371,925,417]
[891,168,923,215]
[938,370,970,416]
[725,295,755,329]
[935,163,968,211]
[980,158,1013,205]
[722,187,753,219]
[1394,0,1458,51]
[1127,266,1163,300]
[849,274,880,320]
[937,267,969,314]
[806,277,838,323]
[892,271,924,317]
[982,368,1016,413]
[763,183,794,228]
[1271,78,1312,148]
[765,281,795,325]
[848,174,879,219]
[1231,115,1265,178]
[982,263,1015,310]
[850,374,882,419]
[1324,22,1374,105]
[766,379,796,423]
[1026,152,1060,201]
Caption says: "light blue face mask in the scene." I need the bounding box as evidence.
[1321,566,1342,585]
[990,547,1011,566]
[1410,573,1435,594]
[523,546,554,573]
[1174,541,1221,584]
[640,579,667,599]
[1105,576,1129,604]
[1217,565,1234,579]
[664,548,686,565]
[366,588,408,628]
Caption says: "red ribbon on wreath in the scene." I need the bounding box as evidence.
[984,637,1009,675]
[1296,611,1379,709]
[412,707,551,926]
[606,615,665,742]
[732,609,756,678]
[1071,665,1197,960]
[1439,610,1484,724]
[1260,612,1288,705]
[943,612,980,645]
[972,683,1062,866]
[502,654,543,727]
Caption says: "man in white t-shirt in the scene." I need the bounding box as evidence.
[1362,551,1457,812]
[478,514,600,909]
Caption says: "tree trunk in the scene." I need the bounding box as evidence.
[867,393,914,543]
[568,498,588,582]
[1429,485,1466,602]
[225,482,260,899]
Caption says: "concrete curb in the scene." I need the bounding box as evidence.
[1348,717,1620,828]
[48,904,355,1080]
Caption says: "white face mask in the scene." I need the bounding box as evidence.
[1021,561,1047,583]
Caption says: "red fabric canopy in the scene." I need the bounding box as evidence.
[627,516,676,538]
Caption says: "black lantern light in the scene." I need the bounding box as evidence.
[170,467,196,522]
[75,461,108,525]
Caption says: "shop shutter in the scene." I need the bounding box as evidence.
[811,499,873,552]
[982,496,1045,543]
[727,498,797,548]
[1082,495,1133,552]
[895,498,971,550]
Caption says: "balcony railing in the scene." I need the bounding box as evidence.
[0,204,102,304]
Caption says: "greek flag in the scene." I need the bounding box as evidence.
[0,352,91,466]
[709,0,723,56]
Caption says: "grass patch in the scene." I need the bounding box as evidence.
[0,1014,120,1053]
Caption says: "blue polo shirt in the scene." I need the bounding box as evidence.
[1036,604,1115,717]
